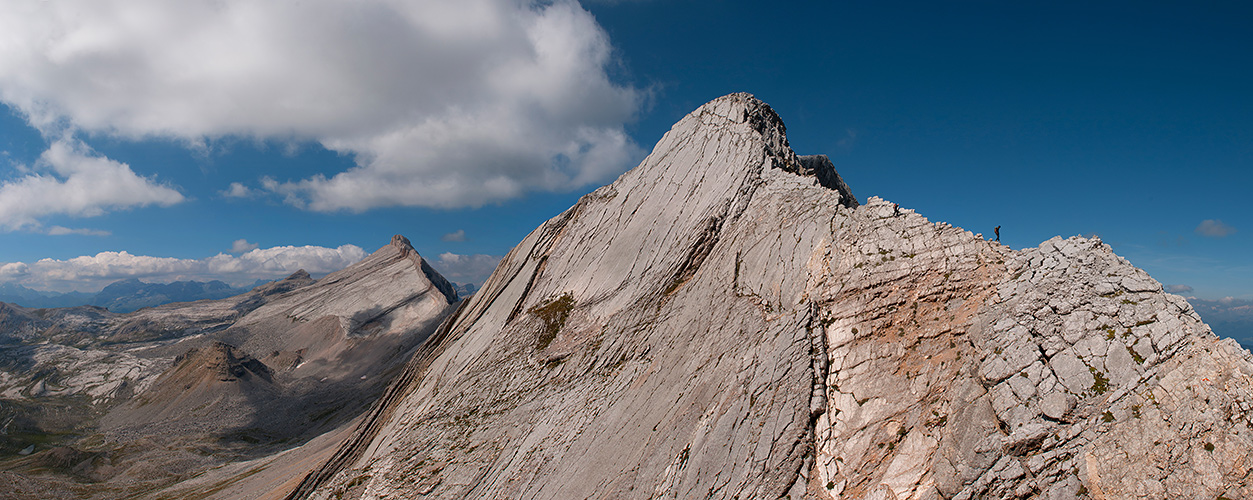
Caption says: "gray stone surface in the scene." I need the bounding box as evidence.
[287,94,1253,499]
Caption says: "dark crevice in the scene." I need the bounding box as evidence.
[664,216,723,296]
[784,304,829,497]
[507,256,549,325]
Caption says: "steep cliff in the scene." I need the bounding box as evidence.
[294,93,1253,499]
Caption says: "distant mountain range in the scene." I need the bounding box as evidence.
[0,279,251,313]
[453,281,478,297]
[0,278,482,314]
[1190,298,1253,349]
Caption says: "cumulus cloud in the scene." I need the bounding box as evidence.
[1196,219,1236,238]
[1165,284,1194,294]
[230,239,260,253]
[441,229,467,242]
[0,138,184,231]
[0,244,366,292]
[0,0,642,212]
[221,182,255,199]
[433,252,502,285]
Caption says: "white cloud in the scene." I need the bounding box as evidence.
[221,182,255,199]
[47,225,111,236]
[441,229,467,242]
[0,138,184,231]
[433,252,502,285]
[1165,284,1194,294]
[230,239,259,253]
[0,0,642,211]
[0,262,29,279]
[0,244,367,292]
[1196,219,1236,238]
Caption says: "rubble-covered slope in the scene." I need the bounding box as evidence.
[295,93,1253,500]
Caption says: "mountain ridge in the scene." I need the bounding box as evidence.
[2,93,1250,499]
[0,278,257,313]
[289,93,1253,499]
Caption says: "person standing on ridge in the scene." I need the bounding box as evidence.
[893,203,900,217]
[994,226,1001,242]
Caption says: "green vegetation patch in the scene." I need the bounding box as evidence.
[1128,346,1145,365]
[1090,368,1110,395]
[530,292,575,350]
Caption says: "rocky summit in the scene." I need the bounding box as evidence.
[286,93,1252,500]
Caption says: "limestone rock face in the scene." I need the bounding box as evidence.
[294,93,1253,500]
[224,234,457,381]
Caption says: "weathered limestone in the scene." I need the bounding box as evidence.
[286,93,1251,499]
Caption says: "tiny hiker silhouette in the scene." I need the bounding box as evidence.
[893,203,900,217]
[994,226,1001,242]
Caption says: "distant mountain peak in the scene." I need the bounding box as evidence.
[385,233,457,303]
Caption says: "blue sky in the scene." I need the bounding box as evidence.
[0,1,1249,300]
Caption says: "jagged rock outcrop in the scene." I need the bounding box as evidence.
[294,93,1253,499]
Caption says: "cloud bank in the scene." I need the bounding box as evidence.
[0,0,642,214]
[0,244,367,292]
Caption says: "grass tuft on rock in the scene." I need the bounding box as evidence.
[530,292,575,350]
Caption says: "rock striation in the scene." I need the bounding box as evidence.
[292,93,1253,499]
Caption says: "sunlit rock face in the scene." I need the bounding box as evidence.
[293,93,1252,500]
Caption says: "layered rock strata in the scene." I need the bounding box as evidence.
[295,93,1252,499]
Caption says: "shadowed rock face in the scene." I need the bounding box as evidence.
[294,93,1253,500]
